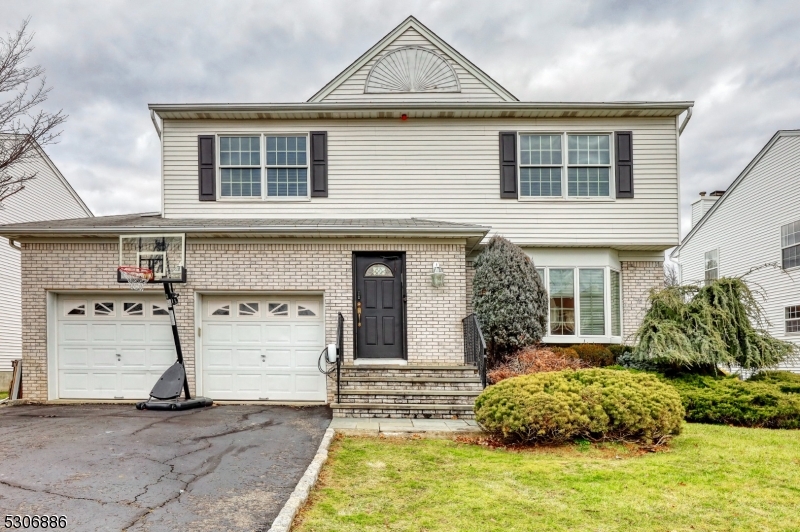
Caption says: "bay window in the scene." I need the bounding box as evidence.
[579,269,605,335]
[549,269,575,335]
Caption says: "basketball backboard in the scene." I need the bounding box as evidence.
[118,233,186,284]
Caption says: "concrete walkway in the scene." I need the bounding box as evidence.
[329,417,481,436]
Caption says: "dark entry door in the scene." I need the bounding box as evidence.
[354,253,405,359]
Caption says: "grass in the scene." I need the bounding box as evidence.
[0,391,7,400]
[294,424,800,532]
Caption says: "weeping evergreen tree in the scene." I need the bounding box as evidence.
[472,236,548,366]
[633,277,798,372]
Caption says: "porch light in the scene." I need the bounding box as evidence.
[431,262,445,288]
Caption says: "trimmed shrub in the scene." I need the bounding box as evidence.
[472,236,548,365]
[550,346,579,360]
[487,346,587,384]
[608,344,632,360]
[570,344,616,367]
[474,369,684,444]
[669,374,800,429]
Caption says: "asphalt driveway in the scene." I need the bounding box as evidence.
[0,404,331,531]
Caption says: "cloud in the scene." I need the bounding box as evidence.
[2,0,799,226]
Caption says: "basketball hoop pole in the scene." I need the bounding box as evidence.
[164,282,192,401]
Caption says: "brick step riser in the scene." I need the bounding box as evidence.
[332,409,476,420]
[340,370,479,378]
[339,383,483,392]
[338,395,477,405]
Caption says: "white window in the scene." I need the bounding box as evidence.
[579,269,605,335]
[520,135,562,197]
[208,301,231,316]
[64,301,86,316]
[297,301,319,317]
[267,302,290,317]
[537,266,622,340]
[517,133,612,199]
[568,134,611,197]
[266,136,308,197]
[238,302,260,317]
[704,249,719,283]
[93,301,115,317]
[787,305,800,335]
[781,220,800,270]
[220,136,261,197]
[152,303,169,316]
[218,134,309,199]
[548,269,575,335]
[123,302,144,316]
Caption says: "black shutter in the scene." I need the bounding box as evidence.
[615,131,633,198]
[198,135,216,201]
[310,131,328,197]
[499,132,517,199]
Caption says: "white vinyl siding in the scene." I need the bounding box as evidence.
[678,133,800,371]
[162,116,679,247]
[319,27,507,103]
[0,150,91,372]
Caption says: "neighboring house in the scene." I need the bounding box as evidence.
[671,130,800,372]
[0,144,93,388]
[0,17,692,416]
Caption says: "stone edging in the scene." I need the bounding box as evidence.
[268,426,335,532]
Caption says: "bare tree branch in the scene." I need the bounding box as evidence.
[0,17,67,205]
[664,263,679,287]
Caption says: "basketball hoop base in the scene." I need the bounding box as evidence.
[136,397,214,411]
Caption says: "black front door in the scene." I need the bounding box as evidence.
[354,253,405,359]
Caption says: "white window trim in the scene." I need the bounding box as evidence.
[780,219,800,271]
[539,265,623,344]
[786,305,800,336]
[216,133,311,202]
[704,248,719,283]
[517,131,617,202]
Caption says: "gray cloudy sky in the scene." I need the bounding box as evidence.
[5,0,800,238]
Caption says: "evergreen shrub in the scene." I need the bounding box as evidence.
[472,236,548,365]
[474,369,684,444]
[670,373,800,429]
[570,344,616,367]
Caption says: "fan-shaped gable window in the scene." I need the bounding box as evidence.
[365,263,394,277]
[365,46,460,93]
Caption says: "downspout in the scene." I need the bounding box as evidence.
[150,109,162,139]
[678,107,693,136]
[7,238,21,251]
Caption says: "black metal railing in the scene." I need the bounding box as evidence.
[336,312,344,403]
[463,313,488,388]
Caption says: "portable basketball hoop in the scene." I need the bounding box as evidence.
[117,266,153,291]
[116,233,212,411]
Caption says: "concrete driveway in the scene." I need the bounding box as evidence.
[0,404,331,531]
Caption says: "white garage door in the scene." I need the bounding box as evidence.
[202,297,326,401]
[56,294,176,399]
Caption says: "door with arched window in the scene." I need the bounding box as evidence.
[353,253,406,359]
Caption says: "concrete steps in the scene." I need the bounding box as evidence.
[333,364,483,419]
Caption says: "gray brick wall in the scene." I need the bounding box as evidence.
[621,260,663,344]
[20,240,467,401]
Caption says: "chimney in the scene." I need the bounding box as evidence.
[691,190,724,228]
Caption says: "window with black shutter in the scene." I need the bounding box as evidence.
[499,132,517,198]
[198,135,216,201]
[310,131,328,197]
[615,131,634,198]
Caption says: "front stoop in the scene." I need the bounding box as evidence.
[331,364,483,419]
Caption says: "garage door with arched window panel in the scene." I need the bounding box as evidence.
[56,295,176,399]
[201,297,326,401]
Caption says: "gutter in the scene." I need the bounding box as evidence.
[7,238,20,251]
[678,106,693,135]
[149,100,694,115]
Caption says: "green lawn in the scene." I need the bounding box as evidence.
[294,424,800,532]
[0,391,7,400]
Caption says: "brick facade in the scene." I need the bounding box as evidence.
[20,239,467,401]
[621,260,663,343]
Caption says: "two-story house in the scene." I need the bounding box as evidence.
[671,130,800,372]
[0,17,692,417]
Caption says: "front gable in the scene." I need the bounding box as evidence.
[308,16,517,103]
